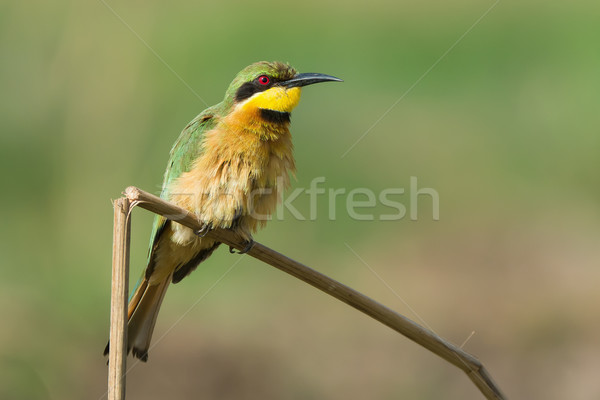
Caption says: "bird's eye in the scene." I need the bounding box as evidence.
[257,75,270,85]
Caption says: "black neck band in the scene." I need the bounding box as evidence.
[259,109,291,124]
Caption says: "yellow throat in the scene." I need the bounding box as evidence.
[239,86,302,113]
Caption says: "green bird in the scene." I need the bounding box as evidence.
[105,61,341,361]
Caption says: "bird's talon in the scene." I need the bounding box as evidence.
[229,240,255,255]
[240,239,255,254]
[194,224,210,238]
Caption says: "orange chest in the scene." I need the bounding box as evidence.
[169,116,296,227]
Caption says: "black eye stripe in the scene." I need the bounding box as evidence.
[234,81,260,102]
[234,76,280,102]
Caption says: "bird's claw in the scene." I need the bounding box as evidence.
[194,224,211,238]
[229,239,255,254]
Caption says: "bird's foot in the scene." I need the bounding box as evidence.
[229,239,255,254]
[194,224,211,238]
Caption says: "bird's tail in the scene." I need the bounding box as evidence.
[104,275,171,362]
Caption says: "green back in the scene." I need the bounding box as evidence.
[147,105,221,263]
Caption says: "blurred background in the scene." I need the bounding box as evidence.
[1,0,599,398]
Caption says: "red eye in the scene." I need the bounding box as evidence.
[257,75,270,85]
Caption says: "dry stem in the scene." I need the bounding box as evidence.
[108,186,506,400]
[108,198,131,400]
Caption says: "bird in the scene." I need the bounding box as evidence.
[104,61,341,361]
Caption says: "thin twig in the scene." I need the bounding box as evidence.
[114,186,506,399]
[108,198,131,400]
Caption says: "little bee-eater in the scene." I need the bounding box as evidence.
[105,61,341,361]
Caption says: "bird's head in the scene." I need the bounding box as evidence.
[223,61,342,122]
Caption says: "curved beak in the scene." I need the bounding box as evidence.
[280,72,343,88]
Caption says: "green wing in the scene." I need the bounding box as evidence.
[161,106,220,199]
[133,105,221,293]
[149,104,220,254]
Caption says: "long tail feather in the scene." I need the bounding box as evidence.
[127,276,171,361]
[104,275,171,362]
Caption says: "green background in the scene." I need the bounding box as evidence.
[2,0,599,398]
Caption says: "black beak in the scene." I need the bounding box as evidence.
[280,72,343,88]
